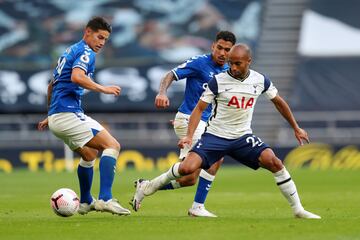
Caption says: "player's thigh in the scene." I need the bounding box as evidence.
[48,112,104,151]
[190,133,228,170]
[229,134,270,170]
[85,128,120,151]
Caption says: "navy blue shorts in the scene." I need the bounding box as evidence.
[190,133,270,170]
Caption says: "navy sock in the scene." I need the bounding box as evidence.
[159,183,174,190]
[77,165,93,204]
[99,155,116,201]
[194,176,213,204]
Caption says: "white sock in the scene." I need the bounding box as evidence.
[102,148,119,159]
[199,169,216,181]
[192,202,203,209]
[79,158,95,168]
[273,167,304,213]
[145,163,181,195]
[170,180,181,189]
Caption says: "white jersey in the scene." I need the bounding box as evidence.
[200,69,278,139]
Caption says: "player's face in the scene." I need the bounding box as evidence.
[228,49,251,78]
[84,28,110,53]
[211,39,234,66]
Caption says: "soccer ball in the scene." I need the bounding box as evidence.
[50,188,80,217]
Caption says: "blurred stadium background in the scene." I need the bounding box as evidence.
[0,0,360,173]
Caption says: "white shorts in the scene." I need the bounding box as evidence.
[48,112,104,150]
[173,112,207,159]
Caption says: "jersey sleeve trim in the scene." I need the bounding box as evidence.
[208,77,218,95]
[72,65,87,73]
[171,69,180,81]
[261,74,271,94]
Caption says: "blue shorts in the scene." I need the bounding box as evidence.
[190,133,270,170]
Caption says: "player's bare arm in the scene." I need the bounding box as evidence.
[155,71,176,108]
[47,79,53,110]
[71,68,121,96]
[37,79,54,131]
[271,95,309,145]
[178,100,209,149]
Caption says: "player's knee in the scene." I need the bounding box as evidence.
[86,150,98,161]
[103,139,120,151]
[82,155,95,162]
[178,164,195,176]
[260,155,283,173]
[114,141,121,151]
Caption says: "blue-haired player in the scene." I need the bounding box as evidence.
[150,31,236,217]
[131,44,321,219]
[38,16,130,215]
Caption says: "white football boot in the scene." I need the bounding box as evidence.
[294,209,321,219]
[95,199,131,215]
[130,179,150,212]
[78,197,96,215]
[188,204,217,218]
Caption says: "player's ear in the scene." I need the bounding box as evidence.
[84,27,92,36]
[211,42,216,51]
[248,57,252,64]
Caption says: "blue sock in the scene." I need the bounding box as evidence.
[99,154,117,201]
[159,183,174,190]
[194,174,214,204]
[77,164,93,204]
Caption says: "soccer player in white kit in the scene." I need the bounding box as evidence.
[38,17,130,216]
[153,31,236,217]
[131,44,321,219]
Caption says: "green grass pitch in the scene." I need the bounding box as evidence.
[0,167,359,240]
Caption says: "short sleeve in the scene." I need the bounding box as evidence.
[264,82,278,99]
[260,74,278,99]
[200,78,217,103]
[172,57,201,81]
[73,51,95,74]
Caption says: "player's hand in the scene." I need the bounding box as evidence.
[178,136,192,149]
[155,94,170,109]
[38,117,49,131]
[103,86,121,96]
[294,127,310,145]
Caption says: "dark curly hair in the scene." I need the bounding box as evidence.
[86,16,112,33]
[215,31,236,45]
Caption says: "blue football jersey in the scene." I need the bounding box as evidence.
[48,40,96,116]
[172,54,228,122]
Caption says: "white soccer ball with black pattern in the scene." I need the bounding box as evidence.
[50,188,80,217]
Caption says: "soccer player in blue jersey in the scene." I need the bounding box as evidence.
[37,16,130,216]
[131,44,321,219]
[150,31,236,217]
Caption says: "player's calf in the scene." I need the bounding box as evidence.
[159,169,200,190]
